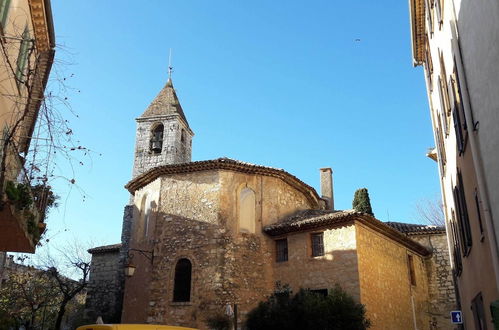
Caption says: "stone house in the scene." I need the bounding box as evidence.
[84,244,123,324]
[85,76,456,329]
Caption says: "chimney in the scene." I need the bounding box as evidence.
[320,168,334,210]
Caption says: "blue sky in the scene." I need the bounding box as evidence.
[38,0,439,249]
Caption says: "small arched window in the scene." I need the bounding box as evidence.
[150,124,164,153]
[173,258,192,302]
[239,187,256,233]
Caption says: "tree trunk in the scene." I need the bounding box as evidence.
[55,299,69,330]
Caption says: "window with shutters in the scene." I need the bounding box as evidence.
[449,62,468,154]
[474,189,484,240]
[471,293,487,330]
[449,212,463,276]
[435,0,443,28]
[311,233,324,257]
[15,26,31,84]
[0,0,11,29]
[435,114,446,175]
[173,258,192,302]
[425,0,434,37]
[453,171,473,256]
[424,38,434,91]
[438,53,451,136]
[150,123,164,153]
[276,239,288,262]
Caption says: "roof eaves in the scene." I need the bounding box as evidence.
[125,158,321,207]
[88,243,122,254]
[408,0,426,66]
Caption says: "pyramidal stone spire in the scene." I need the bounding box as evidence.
[132,77,194,179]
[140,78,190,129]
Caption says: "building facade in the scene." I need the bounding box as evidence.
[122,159,436,330]
[0,0,55,252]
[83,74,458,329]
[409,0,499,327]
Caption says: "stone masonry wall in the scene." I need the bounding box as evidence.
[132,117,192,179]
[273,224,360,301]
[127,169,316,329]
[84,250,122,323]
[356,223,430,330]
[409,233,456,330]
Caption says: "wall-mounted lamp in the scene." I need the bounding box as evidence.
[124,248,154,277]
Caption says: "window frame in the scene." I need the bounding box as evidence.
[435,0,443,28]
[275,238,288,263]
[453,171,473,256]
[450,62,468,155]
[471,292,487,330]
[0,0,11,30]
[449,212,463,276]
[407,254,417,286]
[15,25,31,85]
[474,189,484,240]
[311,232,324,257]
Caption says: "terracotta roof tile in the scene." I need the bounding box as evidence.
[385,221,445,235]
[263,210,430,256]
[88,243,121,254]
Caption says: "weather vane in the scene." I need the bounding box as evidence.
[168,48,173,79]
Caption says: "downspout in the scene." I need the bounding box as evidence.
[449,19,499,289]
[411,294,418,330]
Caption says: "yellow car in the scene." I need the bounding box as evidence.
[76,325,197,330]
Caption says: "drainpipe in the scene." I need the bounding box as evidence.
[450,20,499,289]
[411,294,418,330]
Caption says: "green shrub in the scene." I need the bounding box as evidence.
[5,181,33,210]
[246,285,370,330]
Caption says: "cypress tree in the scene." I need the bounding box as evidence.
[352,188,374,216]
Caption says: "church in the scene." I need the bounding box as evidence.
[84,74,456,330]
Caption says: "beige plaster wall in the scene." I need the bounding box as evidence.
[273,224,360,301]
[356,223,430,330]
[0,0,35,137]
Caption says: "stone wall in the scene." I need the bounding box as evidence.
[122,169,316,329]
[356,223,430,330]
[132,118,192,179]
[410,233,456,330]
[84,247,122,324]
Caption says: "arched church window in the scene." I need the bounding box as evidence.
[173,258,192,302]
[181,129,185,143]
[150,124,164,153]
[239,187,256,233]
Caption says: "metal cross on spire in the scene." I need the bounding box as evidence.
[168,48,173,80]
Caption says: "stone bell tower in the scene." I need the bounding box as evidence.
[132,77,194,178]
